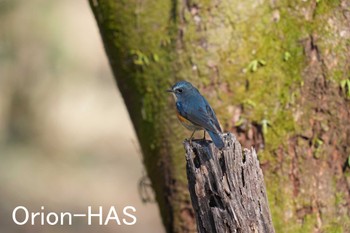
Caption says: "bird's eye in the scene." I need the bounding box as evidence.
[177,89,183,93]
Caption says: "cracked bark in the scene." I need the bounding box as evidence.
[185,133,275,233]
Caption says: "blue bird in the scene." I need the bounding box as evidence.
[167,81,224,149]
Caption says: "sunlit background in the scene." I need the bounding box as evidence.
[0,0,164,232]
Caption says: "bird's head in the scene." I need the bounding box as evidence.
[166,81,195,101]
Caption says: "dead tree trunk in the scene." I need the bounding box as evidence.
[184,133,275,233]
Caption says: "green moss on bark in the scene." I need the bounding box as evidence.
[89,0,193,232]
[90,0,350,232]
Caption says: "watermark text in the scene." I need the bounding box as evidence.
[12,206,137,226]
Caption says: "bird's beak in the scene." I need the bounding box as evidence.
[166,89,174,93]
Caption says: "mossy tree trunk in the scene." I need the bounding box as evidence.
[89,0,350,232]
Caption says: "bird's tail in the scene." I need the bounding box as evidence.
[208,130,224,149]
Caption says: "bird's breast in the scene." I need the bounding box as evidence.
[176,112,202,131]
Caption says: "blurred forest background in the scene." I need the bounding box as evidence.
[0,0,164,232]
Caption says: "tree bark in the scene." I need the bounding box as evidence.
[89,0,350,232]
[185,133,274,233]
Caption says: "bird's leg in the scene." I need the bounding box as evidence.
[203,130,206,140]
[189,130,196,143]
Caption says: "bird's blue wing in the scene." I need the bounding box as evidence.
[178,95,222,134]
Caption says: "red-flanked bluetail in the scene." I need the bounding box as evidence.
[167,81,224,150]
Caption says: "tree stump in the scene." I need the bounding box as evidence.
[184,133,275,233]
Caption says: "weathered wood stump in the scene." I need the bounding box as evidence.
[184,133,275,233]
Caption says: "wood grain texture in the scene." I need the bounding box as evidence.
[184,133,275,233]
